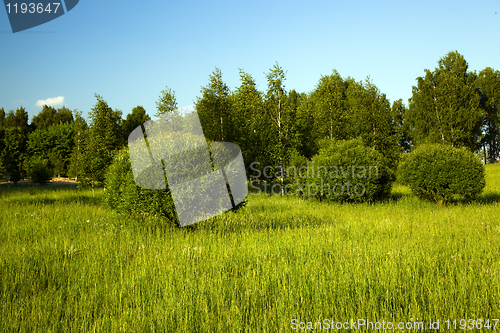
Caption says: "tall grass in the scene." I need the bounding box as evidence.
[1,165,500,332]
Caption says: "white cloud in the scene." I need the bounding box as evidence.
[36,96,65,107]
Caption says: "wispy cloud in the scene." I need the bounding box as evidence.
[36,96,65,107]
[11,99,27,105]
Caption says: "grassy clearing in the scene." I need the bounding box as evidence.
[1,165,500,332]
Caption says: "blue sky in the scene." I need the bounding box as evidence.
[1,0,499,123]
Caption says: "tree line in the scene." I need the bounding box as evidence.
[0,50,499,188]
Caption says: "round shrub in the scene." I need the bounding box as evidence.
[295,138,393,202]
[397,144,485,203]
[104,147,178,225]
[28,157,52,184]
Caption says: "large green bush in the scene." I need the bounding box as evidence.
[104,148,178,225]
[397,144,485,203]
[292,138,393,202]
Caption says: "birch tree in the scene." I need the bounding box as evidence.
[407,51,483,151]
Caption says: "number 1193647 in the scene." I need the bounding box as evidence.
[5,3,60,14]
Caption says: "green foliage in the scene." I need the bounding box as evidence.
[196,67,234,142]
[263,63,299,186]
[310,70,348,143]
[80,95,123,192]
[398,144,486,203]
[26,122,75,177]
[67,111,88,181]
[391,99,412,153]
[3,106,29,131]
[302,71,400,170]
[0,108,29,180]
[1,127,27,182]
[1,152,21,183]
[27,156,52,184]
[294,93,316,158]
[295,138,393,203]
[0,106,28,183]
[0,157,4,181]
[345,78,401,171]
[407,51,483,151]
[80,144,113,191]
[104,147,178,225]
[0,129,4,181]
[285,148,308,185]
[87,94,123,151]
[477,67,500,163]
[48,152,65,178]
[31,105,74,130]
[0,108,4,129]
[123,106,150,142]
[232,70,267,168]
[154,87,178,118]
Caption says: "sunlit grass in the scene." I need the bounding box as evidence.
[1,165,500,332]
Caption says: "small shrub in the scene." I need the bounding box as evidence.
[397,144,485,203]
[104,147,178,225]
[28,157,52,184]
[295,138,393,202]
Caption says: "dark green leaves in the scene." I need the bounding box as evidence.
[407,51,483,151]
[196,68,234,143]
[398,144,485,204]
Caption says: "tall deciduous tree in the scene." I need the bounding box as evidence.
[477,67,500,163]
[123,106,150,142]
[87,94,123,152]
[284,88,302,152]
[80,94,123,194]
[0,106,29,181]
[391,99,412,153]
[311,70,349,142]
[295,92,315,158]
[4,107,29,132]
[407,51,483,151]
[0,108,5,130]
[155,86,178,119]
[0,108,4,180]
[1,128,27,183]
[68,111,88,181]
[26,122,75,178]
[196,67,233,142]
[264,62,298,191]
[232,70,265,167]
[303,71,398,169]
[32,105,74,130]
[343,77,399,171]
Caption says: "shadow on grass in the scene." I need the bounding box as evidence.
[429,191,500,206]
[468,192,500,205]
[390,191,500,206]
[388,191,408,202]
[0,183,103,207]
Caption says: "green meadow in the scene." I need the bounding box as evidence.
[1,165,500,332]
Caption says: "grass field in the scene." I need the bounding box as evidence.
[1,165,500,332]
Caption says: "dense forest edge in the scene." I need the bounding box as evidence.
[1,50,499,200]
